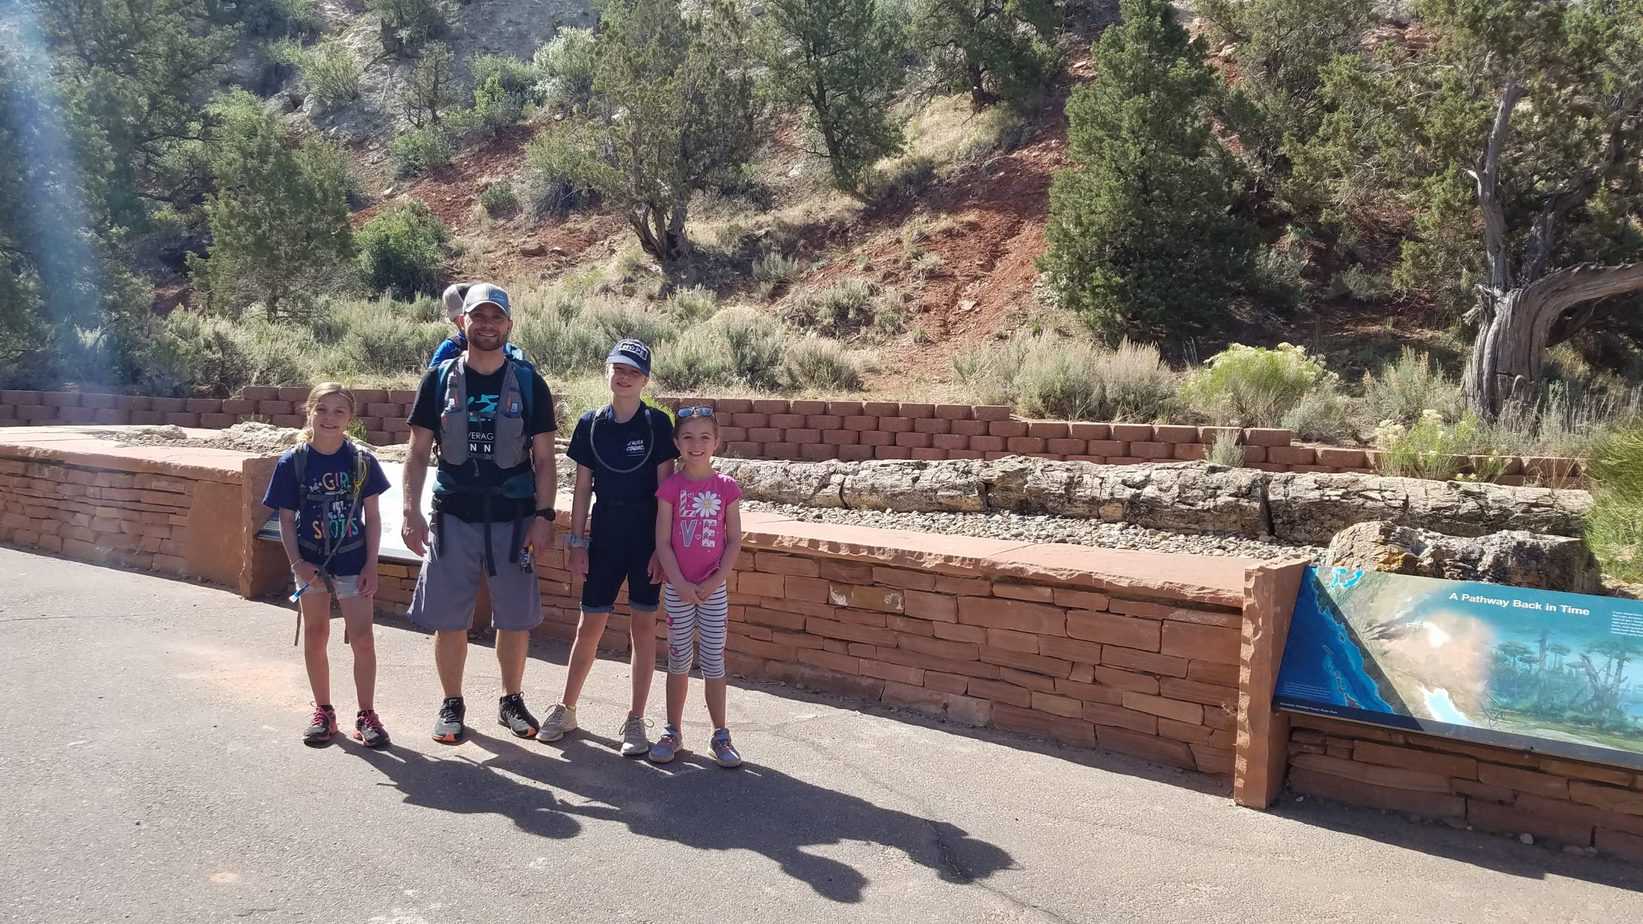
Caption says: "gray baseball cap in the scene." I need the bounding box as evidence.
[462,283,511,316]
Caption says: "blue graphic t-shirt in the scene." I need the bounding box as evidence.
[262,442,391,576]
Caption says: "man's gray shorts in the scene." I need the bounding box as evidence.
[407,515,542,632]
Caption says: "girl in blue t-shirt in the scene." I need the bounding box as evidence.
[262,383,392,748]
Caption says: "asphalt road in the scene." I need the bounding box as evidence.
[4,546,1643,924]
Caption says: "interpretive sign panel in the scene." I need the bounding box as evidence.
[1276,566,1643,769]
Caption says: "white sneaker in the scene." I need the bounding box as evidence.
[539,703,577,742]
[618,714,651,758]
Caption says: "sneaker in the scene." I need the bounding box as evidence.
[618,714,651,758]
[432,696,465,744]
[303,705,337,746]
[497,693,539,739]
[647,724,682,764]
[538,703,578,743]
[354,709,390,749]
[710,728,742,769]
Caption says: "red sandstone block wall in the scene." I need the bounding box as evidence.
[1285,714,1643,862]
[0,458,195,576]
[0,389,1585,484]
[373,543,1247,776]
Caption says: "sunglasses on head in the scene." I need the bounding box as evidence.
[677,406,715,419]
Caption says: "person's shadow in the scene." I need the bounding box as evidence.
[346,728,1015,903]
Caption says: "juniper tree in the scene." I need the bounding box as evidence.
[586,0,758,265]
[762,0,906,193]
[188,93,354,319]
[1041,0,1256,344]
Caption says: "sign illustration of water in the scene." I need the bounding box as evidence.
[1276,566,1643,769]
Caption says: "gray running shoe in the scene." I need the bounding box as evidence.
[538,703,577,743]
[710,728,742,768]
[648,724,682,764]
[432,696,465,744]
[303,705,337,746]
[354,709,390,749]
[497,693,539,739]
[618,714,651,758]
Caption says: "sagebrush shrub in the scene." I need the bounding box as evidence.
[783,335,862,391]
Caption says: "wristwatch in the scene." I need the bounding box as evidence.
[534,507,557,522]
[566,534,588,549]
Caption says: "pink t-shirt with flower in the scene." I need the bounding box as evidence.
[656,471,743,584]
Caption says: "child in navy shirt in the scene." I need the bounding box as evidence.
[537,339,678,756]
[263,383,392,748]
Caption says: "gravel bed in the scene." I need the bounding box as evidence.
[744,500,1325,562]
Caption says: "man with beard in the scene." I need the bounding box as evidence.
[402,283,559,743]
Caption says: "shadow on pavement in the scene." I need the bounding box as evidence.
[346,728,1015,903]
[358,616,1643,893]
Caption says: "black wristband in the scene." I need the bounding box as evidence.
[534,508,557,521]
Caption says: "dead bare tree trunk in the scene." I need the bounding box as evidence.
[1459,81,1643,419]
[1465,264,1643,418]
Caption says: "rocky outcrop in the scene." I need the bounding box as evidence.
[714,457,1591,543]
[1326,521,1602,594]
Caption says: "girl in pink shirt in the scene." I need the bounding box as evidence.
[650,407,744,767]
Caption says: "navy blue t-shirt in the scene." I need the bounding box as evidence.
[567,405,678,504]
[262,442,391,576]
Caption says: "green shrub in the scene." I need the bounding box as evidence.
[1480,382,1643,460]
[1097,339,1179,421]
[332,295,449,376]
[389,125,454,177]
[479,181,520,217]
[1280,388,1354,443]
[356,200,449,298]
[1371,411,1496,482]
[785,279,881,337]
[1585,429,1643,582]
[470,54,541,104]
[467,73,524,136]
[753,251,801,298]
[532,27,597,111]
[1014,347,1104,419]
[236,319,323,386]
[1207,431,1245,467]
[510,309,606,377]
[783,335,863,391]
[239,0,324,38]
[367,0,447,53]
[652,306,788,390]
[652,325,735,391]
[583,300,681,348]
[1361,348,1463,428]
[149,312,255,396]
[298,40,362,109]
[955,335,1178,421]
[1180,343,1338,428]
[715,306,788,389]
[521,129,604,218]
[664,286,719,323]
[953,337,1029,406]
